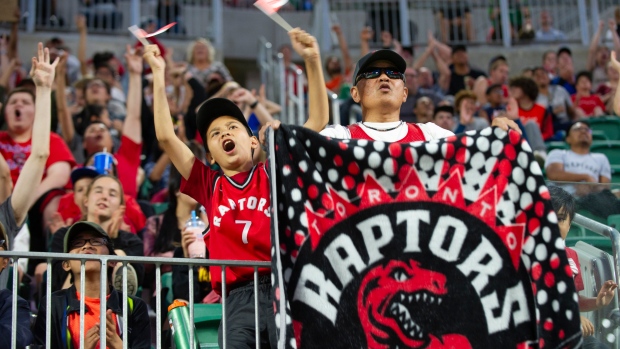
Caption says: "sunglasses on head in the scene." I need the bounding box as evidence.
[355,67,405,85]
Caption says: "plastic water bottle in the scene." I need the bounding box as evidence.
[185,211,206,258]
[168,300,200,349]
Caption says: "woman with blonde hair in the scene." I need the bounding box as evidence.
[186,38,232,87]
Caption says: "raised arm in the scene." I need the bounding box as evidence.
[76,15,89,77]
[55,52,75,144]
[122,45,143,144]
[143,45,195,180]
[360,27,372,57]
[432,49,451,93]
[609,20,620,54]
[7,7,19,60]
[587,20,604,71]
[0,153,12,203]
[412,44,434,71]
[289,28,328,132]
[612,51,620,116]
[12,43,57,226]
[333,25,353,73]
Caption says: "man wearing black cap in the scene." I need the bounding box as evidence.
[320,49,519,142]
[551,47,576,95]
[145,28,328,348]
[33,221,150,348]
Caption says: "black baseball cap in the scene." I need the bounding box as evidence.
[451,44,467,54]
[557,46,572,57]
[70,166,99,186]
[353,49,407,86]
[64,221,115,254]
[196,98,253,152]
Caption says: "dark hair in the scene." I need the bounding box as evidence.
[548,186,576,223]
[83,78,112,96]
[451,45,467,54]
[153,166,183,253]
[565,120,590,140]
[433,105,454,118]
[509,76,539,101]
[401,46,414,56]
[488,55,507,71]
[575,70,592,85]
[485,83,503,95]
[95,64,117,79]
[557,46,572,57]
[92,52,115,68]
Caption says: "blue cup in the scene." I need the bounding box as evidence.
[93,152,114,175]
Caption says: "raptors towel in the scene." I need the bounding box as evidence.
[268,125,582,349]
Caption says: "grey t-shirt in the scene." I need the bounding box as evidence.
[536,85,573,123]
[0,196,24,289]
[545,149,611,194]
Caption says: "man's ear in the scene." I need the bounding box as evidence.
[351,85,361,103]
[403,86,408,103]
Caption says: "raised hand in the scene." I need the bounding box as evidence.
[55,51,68,82]
[181,227,196,258]
[143,44,166,73]
[288,28,320,63]
[611,51,620,73]
[105,309,123,349]
[75,14,87,33]
[332,24,342,36]
[229,87,256,105]
[596,280,618,308]
[124,44,143,75]
[30,42,59,88]
[107,205,126,239]
[360,27,373,42]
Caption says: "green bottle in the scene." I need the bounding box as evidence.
[168,300,200,349]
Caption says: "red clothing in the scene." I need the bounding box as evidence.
[347,123,427,142]
[0,132,76,187]
[180,159,271,294]
[135,37,166,61]
[56,193,146,233]
[572,94,605,117]
[517,103,554,140]
[115,135,142,199]
[565,247,584,292]
[68,293,118,349]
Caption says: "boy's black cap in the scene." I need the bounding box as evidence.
[353,49,407,85]
[196,98,253,151]
[433,105,454,118]
[70,166,99,185]
[557,46,572,57]
[486,83,504,95]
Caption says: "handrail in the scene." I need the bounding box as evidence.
[573,213,620,295]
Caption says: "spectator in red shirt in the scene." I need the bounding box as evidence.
[509,76,554,140]
[56,45,144,199]
[0,87,77,277]
[573,71,606,118]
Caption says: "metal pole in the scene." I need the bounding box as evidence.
[498,0,511,48]
[99,258,107,348]
[10,258,18,349]
[398,0,411,46]
[577,0,589,46]
[590,0,600,41]
[212,0,224,58]
[26,0,36,33]
[156,264,162,349]
[277,53,286,122]
[295,68,304,126]
[331,92,340,125]
[80,261,86,349]
[123,263,128,349]
[189,265,195,349]
[129,0,140,32]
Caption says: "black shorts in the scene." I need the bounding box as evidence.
[218,275,277,349]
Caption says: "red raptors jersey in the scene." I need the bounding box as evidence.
[347,123,427,142]
[181,159,271,294]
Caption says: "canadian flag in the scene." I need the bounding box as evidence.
[254,0,288,15]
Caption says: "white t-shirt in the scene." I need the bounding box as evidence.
[319,121,455,142]
[545,149,611,194]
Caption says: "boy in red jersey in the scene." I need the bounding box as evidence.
[144,28,328,348]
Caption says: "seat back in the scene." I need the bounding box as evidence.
[591,141,620,165]
[194,303,222,348]
[589,117,620,141]
[573,241,619,349]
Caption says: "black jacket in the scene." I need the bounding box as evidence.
[0,289,33,348]
[33,285,151,348]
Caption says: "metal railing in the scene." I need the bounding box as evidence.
[0,250,270,349]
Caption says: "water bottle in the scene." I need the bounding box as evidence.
[185,211,206,258]
[168,300,200,349]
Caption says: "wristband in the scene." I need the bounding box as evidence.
[249,100,259,109]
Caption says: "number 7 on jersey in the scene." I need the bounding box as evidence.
[236,220,252,244]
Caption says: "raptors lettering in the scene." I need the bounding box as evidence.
[293,210,529,333]
[212,195,270,227]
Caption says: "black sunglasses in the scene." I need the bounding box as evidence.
[355,67,405,85]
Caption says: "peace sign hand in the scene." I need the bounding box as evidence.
[30,42,59,88]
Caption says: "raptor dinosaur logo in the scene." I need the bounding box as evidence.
[358,259,471,349]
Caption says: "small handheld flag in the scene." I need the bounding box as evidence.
[254,0,293,32]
